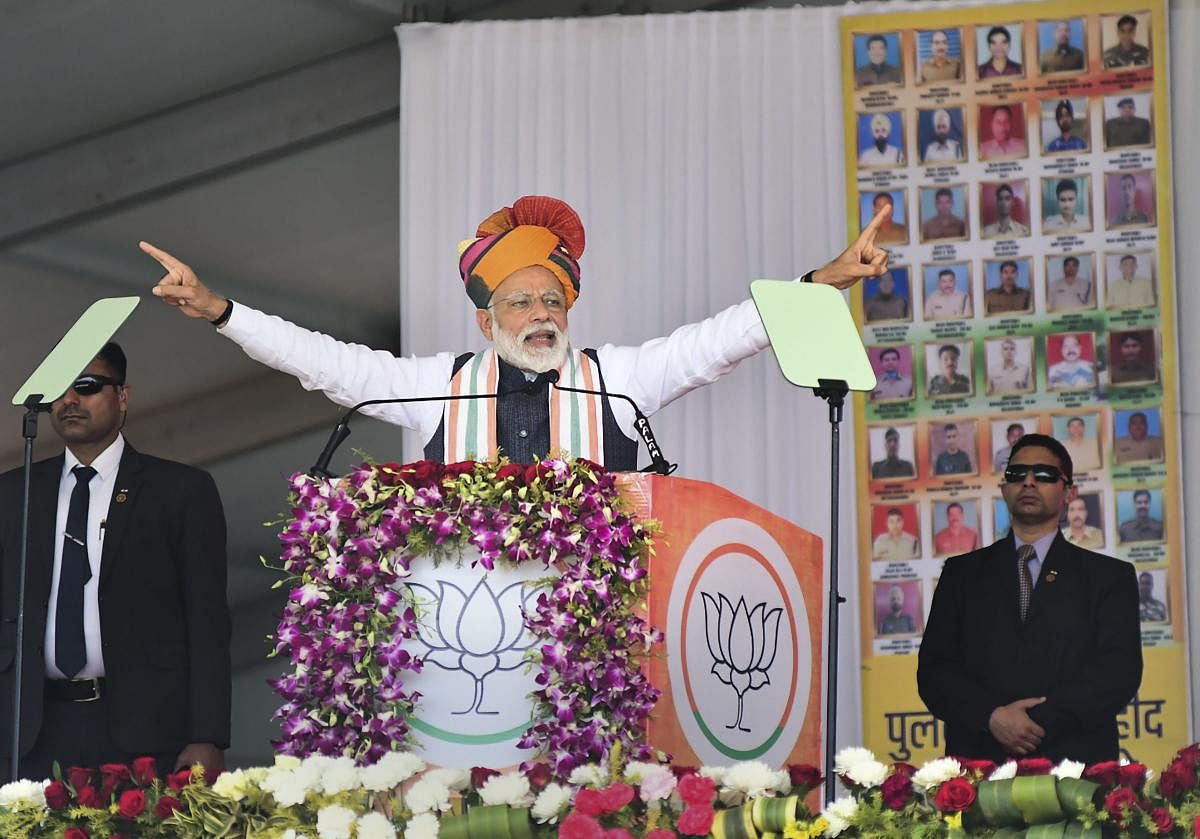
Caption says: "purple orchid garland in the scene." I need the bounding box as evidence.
[269,457,663,774]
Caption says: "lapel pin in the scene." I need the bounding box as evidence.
[115,490,128,503]
[1046,570,1058,583]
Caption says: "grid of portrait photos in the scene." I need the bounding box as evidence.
[845,8,1177,654]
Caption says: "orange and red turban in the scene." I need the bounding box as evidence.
[458,195,585,309]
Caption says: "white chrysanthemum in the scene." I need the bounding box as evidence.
[281,831,309,839]
[988,761,1017,781]
[405,812,440,839]
[568,764,606,787]
[723,761,780,799]
[357,811,398,839]
[275,755,302,770]
[0,779,47,808]
[698,765,728,785]
[912,757,963,790]
[212,769,251,801]
[423,768,470,791]
[846,760,889,789]
[772,770,792,794]
[406,777,452,814]
[265,769,313,808]
[833,747,876,775]
[478,772,532,807]
[531,783,573,824]
[1052,759,1085,780]
[362,753,425,792]
[316,804,357,839]
[821,796,859,837]
[320,758,362,795]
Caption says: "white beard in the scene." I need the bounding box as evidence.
[491,318,570,373]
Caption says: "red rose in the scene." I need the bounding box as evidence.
[77,785,104,808]
[787,763,823,791]
[67,766,93,790]
[1178,743,1200,770]
[604,830,635,839]
[409,460,442,486]
[443,461,477,478]
[155,795,183,819]
[1193,813,1200,838]
[117,788,146,819]
[933,777,977,813]
[574,788,605,817]
[64,828,90,839]
[495,464,525,483]
[597,783,635,814]
[524,463,554,484]
[1015,757,1052,776]
[676,773,715,806]
[959,759,997,778]
[881,773,913,810]
[471,766,500,789]
[101,763,132,795]
[167,768,193,792]
[1084,760,1122,788]
[1104,787,1139,826]
[676,806,715,836]
[891,762,917,778]
[131,757,158,786]
[524,763,552,790]
[577,458,605,475]
[645,831,677,839]
[1118,763,1147,790]
[1149,806,1173,835]
[560,813,604,839]
[1160,761,1196,799]
[44,779,69,811]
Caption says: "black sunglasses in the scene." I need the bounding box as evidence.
[69,374,123,396]
[1003,463,1069,484]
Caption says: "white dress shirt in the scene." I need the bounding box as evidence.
[1013,529,1057,590]
[45,436,124,678]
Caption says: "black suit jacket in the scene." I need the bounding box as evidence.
[917,533,1141,764]
[0,443,231,755]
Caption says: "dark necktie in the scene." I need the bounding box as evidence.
[1017,543,1037,622]
[56,465,96,678]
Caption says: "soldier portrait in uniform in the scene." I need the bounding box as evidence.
[990,416,1036,473]
[1138,570,1169,624]
[860,190,909,246]
[1045,253,1096,312]
[1104,251,1156,309]
[976,24,1025,80]
[985,336,1035,395]
[1053,413,1102,473]
[922,263,972,320]
[874,580,923,636]
[1113,408,1165,465]
[854,32,905,88]
[1105,170,1155,229]
[918,107,966,164]
[1101,12,1151,70]
[1103,93,1153,150]
[978,103,1028,160]
[857,111,906,168]
[919,185,969,243]
[925,341,974,398]
[863,267,913,323]
[870,345,916,402]
[929,419,979,477]
[1108,329,1158,386]
[979,180,1031,239]
[932,498,981,556]
[1117,488,1165,544]
[1038,19,1087,75]
[1040,97,1090,154]
[871,504,921,561]
[916,28,964,85]
[1060,492,1105,550]
[1041,176,1093,235]
[869,424,918,481]
[1046,332,1097,391]
[983,257,1033,316]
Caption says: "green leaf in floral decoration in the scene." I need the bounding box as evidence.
[1012,776,1064,824]
[1023,822,1066,839]
[977,779,1024,826]
[1060,822,1104,839]
[751,793,800,832]
[440,803,529,839]
[710,801,757,839]
[1054,778,1101,818]
[990,828,1026,839]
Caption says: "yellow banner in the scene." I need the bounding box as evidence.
[841,0,1187,769]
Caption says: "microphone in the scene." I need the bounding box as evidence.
[548,371,677,476]
[309,385,526,478]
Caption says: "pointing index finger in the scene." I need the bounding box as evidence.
[139,240,185,274]
[860,205,890,239]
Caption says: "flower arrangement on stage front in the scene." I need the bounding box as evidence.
[270,456,663,775]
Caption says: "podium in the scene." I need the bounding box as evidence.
[397,472,824,770]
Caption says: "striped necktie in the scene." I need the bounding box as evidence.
[1017,543,1037,622]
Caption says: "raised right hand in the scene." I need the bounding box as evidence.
[140,241,228,322]
[988,697,1047,755]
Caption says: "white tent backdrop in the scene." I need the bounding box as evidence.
[398,0,1200,752]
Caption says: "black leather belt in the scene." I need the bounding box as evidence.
[44,677,104,702]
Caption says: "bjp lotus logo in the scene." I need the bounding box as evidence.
[408,577,541,715]
[700,592,783,732]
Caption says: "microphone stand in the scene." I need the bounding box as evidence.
[12,395,50,780]
[813,378,848,805]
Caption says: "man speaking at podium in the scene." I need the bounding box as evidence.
[918,433,1141,763]
[142,196,887,469]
